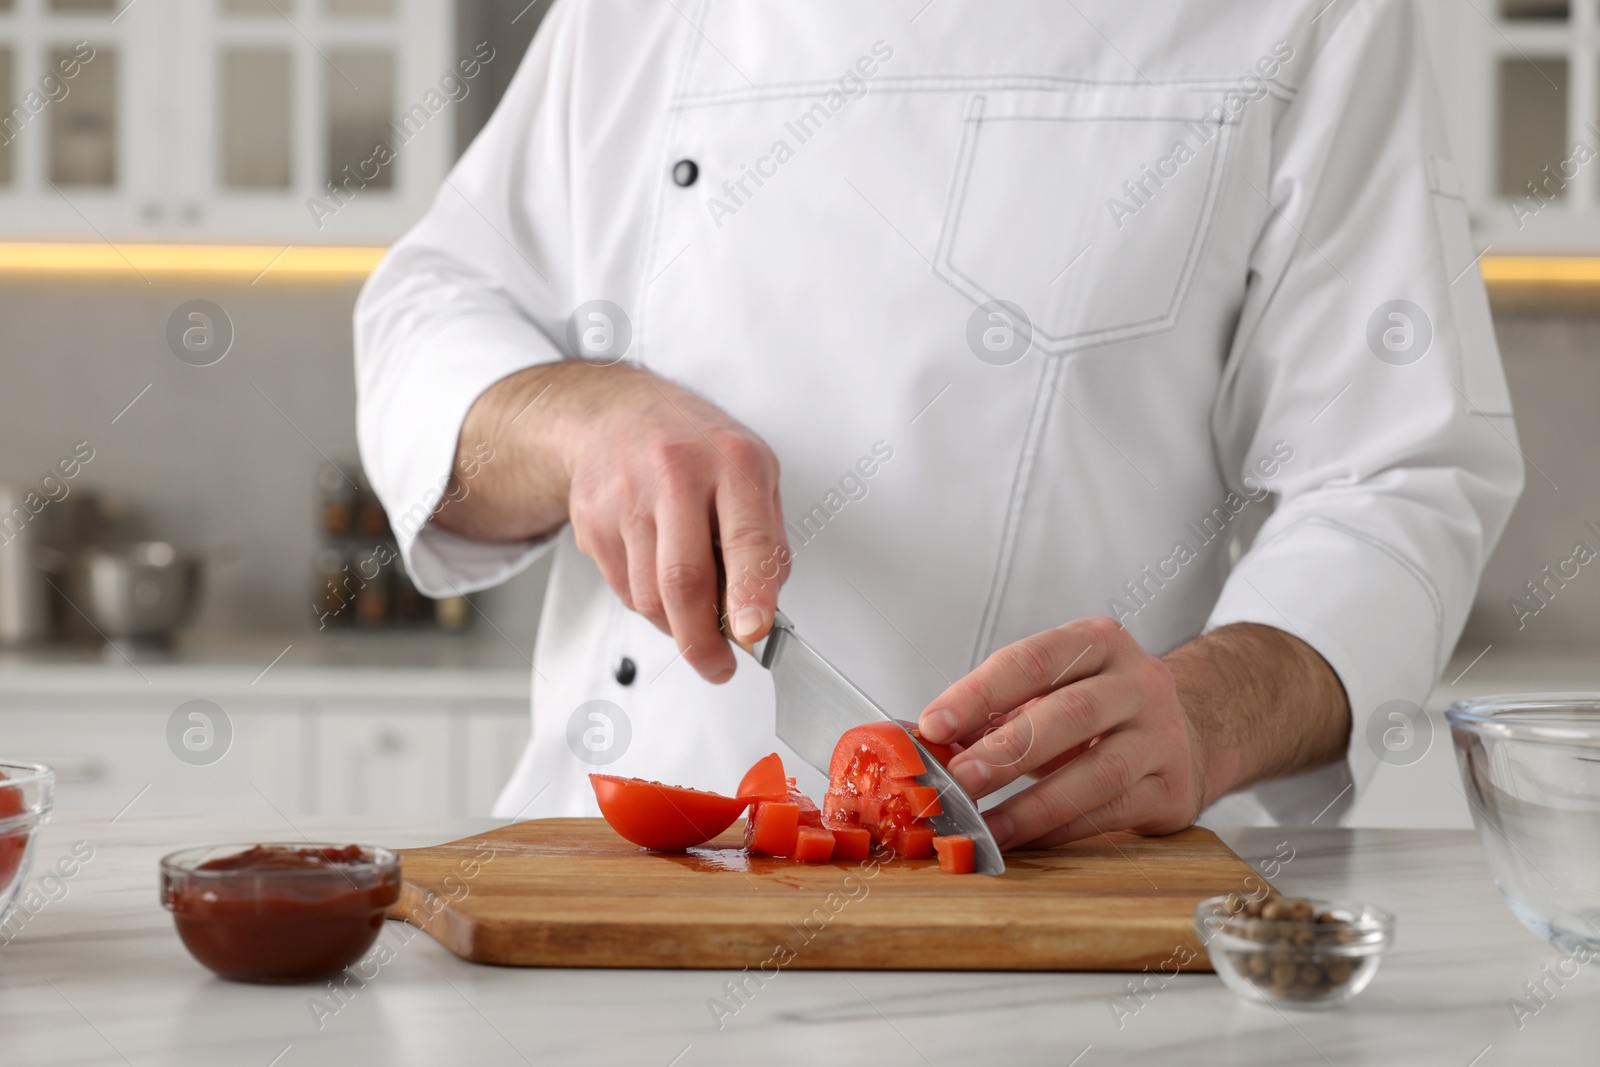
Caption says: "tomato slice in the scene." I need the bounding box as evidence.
[933,834,975,874]
[744,801,800,857]
[827,721,926,779]
[792,826,836,863]
[897,720,956,769]
[737,753,789,802]
[589,775,749,852]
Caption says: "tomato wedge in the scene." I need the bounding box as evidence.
[933,834,975,874]
[589,775,749,852]
[736,753,789,802]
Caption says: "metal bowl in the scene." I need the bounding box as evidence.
[71,542,201,641]
[1447,694,1600,954]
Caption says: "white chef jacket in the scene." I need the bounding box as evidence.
[355,0,1523,828]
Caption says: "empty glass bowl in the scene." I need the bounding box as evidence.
[1448,695,1600,953]
[0,762,56,930]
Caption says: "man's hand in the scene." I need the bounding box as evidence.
[916,620,1350,850]
[434,361,789,683]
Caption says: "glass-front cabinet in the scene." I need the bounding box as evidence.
[0,0,452,241]
[1422,0,1600,251]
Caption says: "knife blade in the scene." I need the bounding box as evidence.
[753,610,1004,876]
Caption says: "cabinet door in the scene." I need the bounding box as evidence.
[314,701,454,817]
[0,0,166,236]
[166,0,452,241]
[463,704,529,817]
[0,696,301,816]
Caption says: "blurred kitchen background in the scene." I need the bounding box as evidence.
[0,1,1595,825]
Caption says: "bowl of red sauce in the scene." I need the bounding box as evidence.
[0,762,55,927]
[160,843,401,983]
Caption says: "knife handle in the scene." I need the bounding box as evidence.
[713,538,758,657]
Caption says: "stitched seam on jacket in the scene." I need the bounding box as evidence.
[1249,513,1447,678]
[672,75,1299,110]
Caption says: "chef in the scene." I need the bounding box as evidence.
[355,0,1523,844]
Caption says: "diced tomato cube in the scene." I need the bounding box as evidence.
[933,834,975,874]
[826,824,870,862]
[890,825,935,860]
[792,826,835,863]
[789,784,822,827]
[898,784,942,819]
[743,800,800,857]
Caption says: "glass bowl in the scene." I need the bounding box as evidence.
[0,762,56,930]
[159,843,401,983]
[1195,896,1394,1010]
[1448,695,1600,953]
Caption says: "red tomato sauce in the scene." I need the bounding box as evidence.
[161,844,400,983]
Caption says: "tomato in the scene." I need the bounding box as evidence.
[933,834,975,874]
[827,721,926,779]
[825,723,946,858]
[897,720,956,769]
[792,826,835,863]
[889,825,935,860]
[744,801,800,857]
[826,824,871,862]
[736,753,788,802]
[589,775,749,852]
[788,780,822,826]
[0,772,28,892]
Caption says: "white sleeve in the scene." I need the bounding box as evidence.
[353,0,579,597]
[1206,0,1525,822]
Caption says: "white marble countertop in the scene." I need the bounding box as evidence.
[2,814,1596,1066]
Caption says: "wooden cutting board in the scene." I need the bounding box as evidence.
[389,818,1263,972]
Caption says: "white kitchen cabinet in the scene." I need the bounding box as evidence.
[1419,0,1600,251]
[463,703,530,817]
[0,0,453,241]
[312,700,455,818]
[0,695,303,817]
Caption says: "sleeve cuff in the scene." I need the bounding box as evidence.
[1203,517,1443,824]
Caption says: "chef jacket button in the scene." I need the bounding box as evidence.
[671,159,698,187]
[613,656,637,686]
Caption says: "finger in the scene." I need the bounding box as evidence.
[714,465,788,645]
[945,675,1133,799]
[621,520,667,633]
[1012,774,1172,849]
[655,493,736,683]
[981,730,1152,850]
[918,617,1122,745]
[574,522,635,614]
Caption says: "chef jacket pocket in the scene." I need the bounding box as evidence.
[935,88,1236,356]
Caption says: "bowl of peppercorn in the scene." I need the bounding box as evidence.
[1195,892,1394,1010]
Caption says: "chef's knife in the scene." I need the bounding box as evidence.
[748,610,1005,876]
